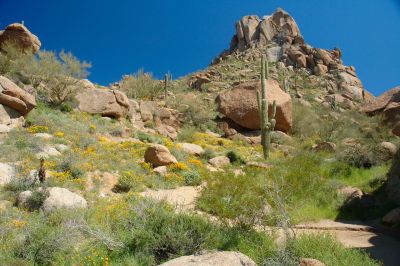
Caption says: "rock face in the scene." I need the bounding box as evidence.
[363,87,400,136]
[160,251,256,266]
[0,76,36,116]
[231,8,301,51]
[0,23,41,53]
[76,88,130,119]
[144,144,178,167]
[42,187,87,212]
[216,80,292,132]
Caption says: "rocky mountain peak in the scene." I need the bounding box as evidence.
[230,8,302,52]
[211,8,369,101]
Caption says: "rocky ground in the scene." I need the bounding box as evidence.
[0,8,400,266]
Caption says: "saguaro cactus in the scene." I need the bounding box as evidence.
[257,56,277,159]
[164,72,173,100]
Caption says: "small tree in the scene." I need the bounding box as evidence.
[19,50,91,105]
[0,42,91,106]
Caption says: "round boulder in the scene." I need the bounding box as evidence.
[42,187,87,212]
[144,144,178,167]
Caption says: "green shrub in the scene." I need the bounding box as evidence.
[337,145,374,168]
[177,125,197,142]
[182,170,202,186]
[286,234,380,266]
[198,171,268,228]
[135,131,163,144]
[119,69,163,100]
[113,172,145,193]
[226,150,245,165]
[25,190,48,211]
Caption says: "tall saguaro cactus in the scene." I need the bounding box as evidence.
[257,56,277,159]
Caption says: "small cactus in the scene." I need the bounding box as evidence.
[257,56,277,159]
[164,74,168,100]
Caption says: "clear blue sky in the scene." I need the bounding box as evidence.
[0,0,399,95]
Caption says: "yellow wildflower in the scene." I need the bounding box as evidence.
[27,125,48,134]
[53,131,65,137]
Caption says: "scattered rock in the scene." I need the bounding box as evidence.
[55,144,70,153]
[270,130,292,144]
[144,144,178,167]
[0,162,14,186]
[209,156,230,168]
[0,200,12,211]
[0,23,41,53]
[33,133,53,140]
[299,258,326,266]
[337,186,363,200]
[75,88,130,119]
[36,146,62,159]
[313,141,336,153]
[246,161,272,169]
[42,187,87,212]
[153,166,167,177]
[216,80,292,132]
[382,208,400,225]
[0,76,36,116]
[160,251,256,266]
[180,143,205,156]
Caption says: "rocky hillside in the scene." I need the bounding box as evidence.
[0,9,399,266]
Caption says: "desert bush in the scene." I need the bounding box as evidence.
[119,69,163,100]
[337,145,374,168]
[292,102,322,139]
[113,172,145,193]
[25,190,48,211]
[177,125,197,142]
[168,94,217,130]
[182,170,202,186]
[198,171,268,228]
[135,131,163,144]
[226,150,245,165]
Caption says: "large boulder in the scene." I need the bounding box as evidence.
[216,80,292,132]
[160,251,256,266]
[75,88,130,119]
[144,144,178,167]
[0,23,41,53]
[42,187,87,212]
[0,76,36,116]
[363,86,400,136]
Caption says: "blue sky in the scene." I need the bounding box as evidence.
[0,0,399,95]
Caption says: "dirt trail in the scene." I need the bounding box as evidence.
[140,186,400,265]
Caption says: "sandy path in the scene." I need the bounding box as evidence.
[139,186,400,265]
